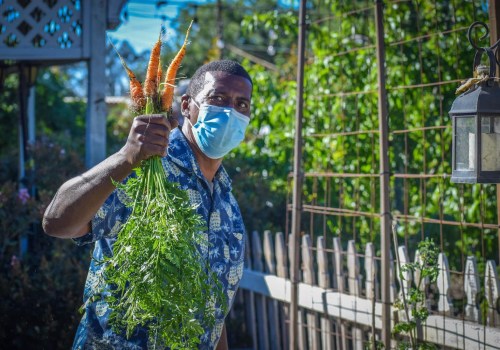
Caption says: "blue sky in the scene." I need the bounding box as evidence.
[107,0,213,54]
[107,0,299,54]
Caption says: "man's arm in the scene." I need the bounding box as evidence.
[42,115,176,239]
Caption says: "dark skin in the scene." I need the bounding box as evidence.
[42,70,252,350]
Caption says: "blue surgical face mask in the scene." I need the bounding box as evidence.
[187,101,250,159]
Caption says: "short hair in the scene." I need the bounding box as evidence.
[187,60,253,98]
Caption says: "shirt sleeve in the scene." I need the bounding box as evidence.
[229,193,246,234]
[72,186,132,246]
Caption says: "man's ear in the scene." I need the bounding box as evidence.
[180,94,190,117]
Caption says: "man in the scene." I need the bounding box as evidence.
[43,60,252,349]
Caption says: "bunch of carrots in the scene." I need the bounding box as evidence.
[101,22,225,349]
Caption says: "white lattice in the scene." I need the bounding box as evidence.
[0,0,86,60]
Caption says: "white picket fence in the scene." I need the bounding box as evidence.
[234,231,500,350]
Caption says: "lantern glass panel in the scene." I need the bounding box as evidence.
[455,116,476,171]
[480,116,500,171]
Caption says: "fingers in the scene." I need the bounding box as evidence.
[124,114,176,165]
[134,114,177,139]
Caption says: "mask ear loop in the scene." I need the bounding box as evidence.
[184,97,199,128]
[190,97,201,110]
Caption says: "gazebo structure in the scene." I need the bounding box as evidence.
[0,0,127,177]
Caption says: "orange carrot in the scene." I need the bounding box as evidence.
[119,55,145,111]
[144,35,162,98]
[110,39,145,111]
[161,21,193,111]
[128,69,146,111]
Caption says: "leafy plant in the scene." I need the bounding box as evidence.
[392,229,439,350]
[104,168,222,349]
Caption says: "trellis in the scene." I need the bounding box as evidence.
[236,0,500,349]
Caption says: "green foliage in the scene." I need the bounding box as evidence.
[0,63,94,349]
[234,0,495,266]
[393,238,439,350]
[35,68,87,154]
[364,339,386,350]
[0,140,89,349]
[0,74,20,153]
[175,0,292,77]
[106,102,134,155]
[0,180,38,258]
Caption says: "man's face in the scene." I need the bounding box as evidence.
[184,71,252,125]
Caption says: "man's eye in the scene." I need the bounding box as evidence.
[209,96,225,103]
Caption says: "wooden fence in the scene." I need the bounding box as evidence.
[233,231,500,349]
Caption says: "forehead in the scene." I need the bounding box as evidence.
[195,71,252,100]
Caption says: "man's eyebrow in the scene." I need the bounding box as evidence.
[204,88,217,95]
[204,88,251,101]
[207,88,228,94]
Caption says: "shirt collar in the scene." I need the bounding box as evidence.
[167,127,232,192]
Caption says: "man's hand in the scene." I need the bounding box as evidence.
[120,114,178,168]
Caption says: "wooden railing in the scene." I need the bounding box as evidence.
[233,231,500,350]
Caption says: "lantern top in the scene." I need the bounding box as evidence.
[450,81,500,115]
[450,21,500,116]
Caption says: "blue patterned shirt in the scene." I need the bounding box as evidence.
[72,128,246,349]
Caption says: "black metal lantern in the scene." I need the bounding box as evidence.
[450,22,500,183]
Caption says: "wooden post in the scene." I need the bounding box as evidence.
[365,242,379,348]
[437,253,453,316]
[317,236,333,349]
[414,249,431,310]
[290,1,307,348]
[252,231,269,350]
[86,0,107,167]
[290,234,306,349]
[275,232,289,350]
[389,252,398,350]
[244,232,258,349]
[333,237,348,350]
[389,251,398,303]
[464,256,480,322]
[365,243,379,301]
[484,260,500,326]
[347,240,364,350]
[264,230,281,350]
[302,235,319,350]
[374,1,392,346]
